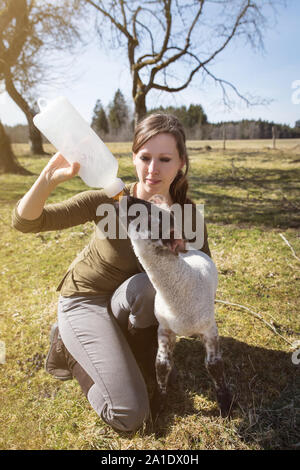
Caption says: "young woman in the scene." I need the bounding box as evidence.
[12,114,211,432]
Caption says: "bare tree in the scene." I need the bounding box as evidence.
[0,0,29,172]
[0,0,84,154]
[0,119,32,174]
[85,0,285,125]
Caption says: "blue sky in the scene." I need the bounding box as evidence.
[1,0,300,128]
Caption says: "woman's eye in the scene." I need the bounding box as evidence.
[139,155,170,162]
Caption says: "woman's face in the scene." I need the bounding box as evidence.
[133,133,185,200]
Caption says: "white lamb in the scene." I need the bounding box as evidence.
[118,194,232,418]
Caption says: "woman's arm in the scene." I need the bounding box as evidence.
[12,153,113,234]
[17,152,80,220]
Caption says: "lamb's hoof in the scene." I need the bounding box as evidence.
[217,387,233,418]
[150,388,166,421]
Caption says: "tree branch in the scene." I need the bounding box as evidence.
[134,0,172,73]
[215,299,294,347]
[279,233,300,263]
[85,0,135,42]
[0,0,20,34]
[139,0,204,89]
[131,4,141,43]
[146,1,265,103]
[87,0,285,122]
[200,1,254,68]
[0,0,28,73]
[119,0,127,30]
[134,19,155,57]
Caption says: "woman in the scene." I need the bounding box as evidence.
[12,114,211,432]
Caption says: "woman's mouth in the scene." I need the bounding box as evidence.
[146,178,161,185]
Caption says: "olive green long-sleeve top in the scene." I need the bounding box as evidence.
[12,182,211,297]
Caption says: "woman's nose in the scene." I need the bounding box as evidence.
[148,159,159,174]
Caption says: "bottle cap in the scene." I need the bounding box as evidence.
[37,97,49,111]
[103,178,125,198]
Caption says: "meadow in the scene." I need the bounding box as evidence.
[0,139,299,450]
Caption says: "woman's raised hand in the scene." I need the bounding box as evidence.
[42,152,80,188]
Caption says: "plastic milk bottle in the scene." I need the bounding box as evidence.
[33,96,125,198]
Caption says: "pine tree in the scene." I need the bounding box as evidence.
[148,104,207,130]
[186,104,207,127]
[108,89,129,133]
[91,99,109,135]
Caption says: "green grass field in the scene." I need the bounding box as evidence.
[0,140,299,449]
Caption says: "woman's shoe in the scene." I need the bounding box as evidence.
[45,323,73,381]
[45,323,94,397]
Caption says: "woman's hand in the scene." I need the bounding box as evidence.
[42,152,80,189]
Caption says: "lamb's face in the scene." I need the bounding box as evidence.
[115,195,187,255]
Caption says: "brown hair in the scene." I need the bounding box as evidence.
[132,113,193,207]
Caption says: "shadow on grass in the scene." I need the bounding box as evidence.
[2,154,299,230]
[0,173,137,206]
[189,167,300,229]
[190,166,300,187]
[192,189,300,229]
[149,336,299,449]
[0,178,87,205]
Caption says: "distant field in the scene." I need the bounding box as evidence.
[11,138,300,156]
[187,138,300,150]
[0,140,299,450]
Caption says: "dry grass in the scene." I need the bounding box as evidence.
[0,140,299,449]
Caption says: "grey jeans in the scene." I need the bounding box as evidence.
[57,272,157,432]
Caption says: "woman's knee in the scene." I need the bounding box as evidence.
[110,272,157,329]
[113,401,149,432]
[127,273,157,328]
[87,384,149,432]
[125,272,155,300]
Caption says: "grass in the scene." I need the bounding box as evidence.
[0,140,299,450]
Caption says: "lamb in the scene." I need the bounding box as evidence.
[116,194,232,419]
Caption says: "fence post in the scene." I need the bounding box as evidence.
[272,125,277,149]
[223,124,226,151]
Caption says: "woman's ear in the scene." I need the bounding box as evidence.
[132,153,137,165]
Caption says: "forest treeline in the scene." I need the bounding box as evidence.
[6,89,300,143]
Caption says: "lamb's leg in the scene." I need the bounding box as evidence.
[202,326,232,418]
[151,326,176,419]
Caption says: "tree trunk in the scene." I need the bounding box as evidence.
[134,92,147,128]
[0,120,32,174]
[27,117,45,154]
[4,67,46,155]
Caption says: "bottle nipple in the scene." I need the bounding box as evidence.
[112,190,124,201]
